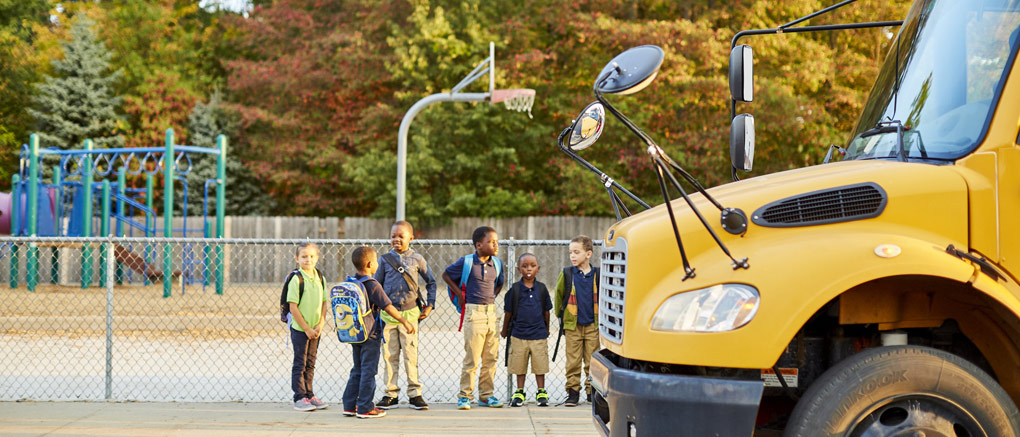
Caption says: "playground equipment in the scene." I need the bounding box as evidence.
[395,42,537,220]
[2,129,227,297]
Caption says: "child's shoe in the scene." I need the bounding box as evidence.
[482,396,504,408]
[409,396,429,410]
[293,398,315,411]
[457,397,471,410]
[356,407,387,419]
[377,396,398,410]
[564,389,580,407]
[342,409,356,417]
[510,389,525,407]
[309,396,328,410]
[536,389,549,407]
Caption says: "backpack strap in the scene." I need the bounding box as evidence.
[382,252,418,293]
[458,254,473,289]
[295,270,306,303]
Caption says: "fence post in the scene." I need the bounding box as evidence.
[505,237,516,401]
[105,238,115,400]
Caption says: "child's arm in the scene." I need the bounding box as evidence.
[544,310,550,333]
[441,271,464,303]
[383,304,416,334]
[500,310,512,338]
[290,302,317,338]
[420,263,438,320]
[553,271,566,318]
[316,300,328,334]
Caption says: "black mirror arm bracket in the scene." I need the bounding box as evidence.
[557,127,651,211]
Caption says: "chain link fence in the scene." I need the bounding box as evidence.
[0,236,603,405]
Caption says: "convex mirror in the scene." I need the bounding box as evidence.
[729,45,753,102]
[568,102,606,151]
[730,114,755,171]
[595,45,665,95]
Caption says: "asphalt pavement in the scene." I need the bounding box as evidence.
[0,401,597,436]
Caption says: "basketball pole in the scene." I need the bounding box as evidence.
[395,43,495,221]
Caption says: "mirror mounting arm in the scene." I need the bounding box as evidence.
[557,127,651,212]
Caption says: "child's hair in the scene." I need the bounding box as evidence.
[472,226,496,245]
[392,220,414,234]
[352,246,377,270]
[571,235,594,253]
[517,252,537,265]
[295,241,319,257]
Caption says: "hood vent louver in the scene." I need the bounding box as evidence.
[752,182,887,227]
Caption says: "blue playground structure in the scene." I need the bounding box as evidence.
[1,129,227,297]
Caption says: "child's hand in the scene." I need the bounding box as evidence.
[402,320,416,334]
[500,326,508,338]
[418,305,432,320]
[307,328,320,339]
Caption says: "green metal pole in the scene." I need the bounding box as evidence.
[51,166,61,284]
[215,135,226,295]
[144,173,154,286]
[99,180,110,288]
[116,169,125,284]
[163,129,174,298]
[10,174,19,288]
[82,139,93,289]
[26,134,38,292]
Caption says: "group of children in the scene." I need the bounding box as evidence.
[286,222,601,418]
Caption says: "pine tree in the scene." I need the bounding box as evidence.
[184,89,274,216]
[28,14,123,150]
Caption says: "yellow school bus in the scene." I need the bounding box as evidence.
[561,1,1020,435]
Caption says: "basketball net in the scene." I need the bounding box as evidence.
[490,89,536,119]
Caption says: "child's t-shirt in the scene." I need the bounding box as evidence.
[286,269,327,332]
[353,274,393,339]
[444,253,505,305]
[504,280,552,340]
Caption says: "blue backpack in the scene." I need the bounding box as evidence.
[331,276,377,344]
[448,254,502,331]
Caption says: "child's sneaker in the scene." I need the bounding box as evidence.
[536,389,549,407]
[356,408,387,419]
[457,397,471,410]
[309,396,328,410]
[409,396,429,410]
[564,389,580,407]
[377,396,398,410]
[293,398,315,411]
[482,396,504,408]
[510,389,525,407]
[342,409,356,417]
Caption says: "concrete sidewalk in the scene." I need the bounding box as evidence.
[0,401,596,436]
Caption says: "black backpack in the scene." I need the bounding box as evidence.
[279,268,325,322]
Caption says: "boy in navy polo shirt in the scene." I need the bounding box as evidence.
[554,234,600,407]
[442,226,505,410]
[500,253,552,407]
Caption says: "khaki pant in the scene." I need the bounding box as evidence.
[382,316,421,398]
[458,304,501,400]
[565,323,600,394]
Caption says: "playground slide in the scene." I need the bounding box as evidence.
[114,244,170,281]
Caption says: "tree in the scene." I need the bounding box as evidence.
[28,14,124,150]
[185,89,274,216]
[0,0,50,188]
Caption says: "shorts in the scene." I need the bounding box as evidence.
[508,337,549,375]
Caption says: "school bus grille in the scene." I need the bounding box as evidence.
[752,182,887,227]
[600,238,627,344]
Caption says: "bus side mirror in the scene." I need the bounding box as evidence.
[729,45,753,102]
[731,114,755,171]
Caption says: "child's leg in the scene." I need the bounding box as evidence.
[477,309,500,399]
[342,343,364,412]
[580,323,600,395]
[356,336,383,413]
[536,374,545,389]
[290,328,310,401]
[532,338,549,390]
[403,317,422,397]
[381,322,402,398]
[303,335,320,399]
[516,374,527,389]
[458,305,486,399]
[564,327,583,392]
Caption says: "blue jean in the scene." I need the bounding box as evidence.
[342,335,383,414]
[290,327,320,402]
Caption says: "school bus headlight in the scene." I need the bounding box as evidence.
[650,284,759,332]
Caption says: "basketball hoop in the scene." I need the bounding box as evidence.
[491,89,536,119]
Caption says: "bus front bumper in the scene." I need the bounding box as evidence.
[590,349,764,437]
